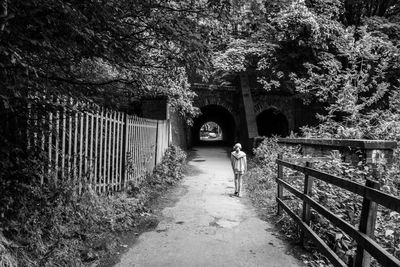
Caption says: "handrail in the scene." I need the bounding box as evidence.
[275,155,400,267]
[276,159,400,213]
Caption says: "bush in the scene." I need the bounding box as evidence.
[126,145,187,197]
[245,137,301,212]
[152,145,187,185]
[0,145,187,267]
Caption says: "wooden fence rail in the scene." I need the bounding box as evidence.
[23,101,170,193]
[276,154,400,267]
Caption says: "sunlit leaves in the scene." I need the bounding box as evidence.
[272,0,321,44]
[1,1,234,121]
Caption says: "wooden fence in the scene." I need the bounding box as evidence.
[276,154,400,267]
[24,101,170,193]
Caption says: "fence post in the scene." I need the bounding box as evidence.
[301,161,313,246]
[354,179,380,267]
[121,113,128,190]
[168,119,172,146]
[277,153,283,215]
[154,120,159,166]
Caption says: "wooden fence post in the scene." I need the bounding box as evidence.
[301,161,314,246]
[354,179,380,267]
[277,153,283,215]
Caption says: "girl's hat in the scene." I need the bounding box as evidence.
[233,143,242,150]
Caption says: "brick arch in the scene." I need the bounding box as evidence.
[255,103,299,138]
[256,105,285,117]
[255,103,284,116]
[194,97,235,115]
[254,98,294,131]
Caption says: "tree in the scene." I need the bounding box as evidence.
[213,0,400,140]
[0,0,230,119]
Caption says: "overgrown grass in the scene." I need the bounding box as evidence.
[245,138,400,267]
[0,145,186,267]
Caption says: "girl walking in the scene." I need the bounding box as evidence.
[230,143,247,197]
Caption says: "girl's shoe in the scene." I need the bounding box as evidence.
[234,191,238,196]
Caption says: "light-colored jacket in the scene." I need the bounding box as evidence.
[231,151,247,174]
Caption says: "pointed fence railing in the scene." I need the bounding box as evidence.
[20,98,171,193]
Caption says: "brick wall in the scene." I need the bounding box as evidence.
[141,97,169,120]
[170,110,188,149]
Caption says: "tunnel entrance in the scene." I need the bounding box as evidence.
[192,105,235,146]
[257,108,289,137]
[200,122,223,141]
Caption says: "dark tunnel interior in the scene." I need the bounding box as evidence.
[192,105,236,146]
[256,108,289,137]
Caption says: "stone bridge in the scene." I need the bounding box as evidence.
[190,73,323,149]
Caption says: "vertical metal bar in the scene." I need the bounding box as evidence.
[139,118,143,182]
[154,120,159,166]
[119,113,124,190]
[68,104,72,180]
[94,111,99,189]
[132,117,137,182]
[33,105,38,147]
[111,111,117,191]
[121,114,128,189]
[41,109,45,184]
[98,109,104,193]
[115,113,121,190]
[54,106,60,184]
[73,112,78,182]
[103,111,108,193]
[84,112,89,180]
[61,106,66,180]
[277,154,283,215]
[48,111,53,178]
[107,112,112,192]
[27,103,31,150]
[89,112,94,186]
[133,117,137,183]
[132,117,136,183]
[79,111,84,193]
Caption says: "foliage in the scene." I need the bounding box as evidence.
[213,0,400,137]
[246,138,400,266]
[246,137,301,211]
[0,145,187,266]
[153,145,187,184]
[214,1,400,265]
[0,0,233,120]
[127,145,187,194]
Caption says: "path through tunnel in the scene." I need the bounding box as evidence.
[192,105,236,146]
[257,108,289,137]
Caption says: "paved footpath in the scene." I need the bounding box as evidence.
[115,147,303,267]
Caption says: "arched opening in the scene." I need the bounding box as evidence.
[192,105,236,146]
[200,122,223,141]
[257,108,289,137]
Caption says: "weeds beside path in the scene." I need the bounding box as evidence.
[244,138,400,267]
[0,146,187,267]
